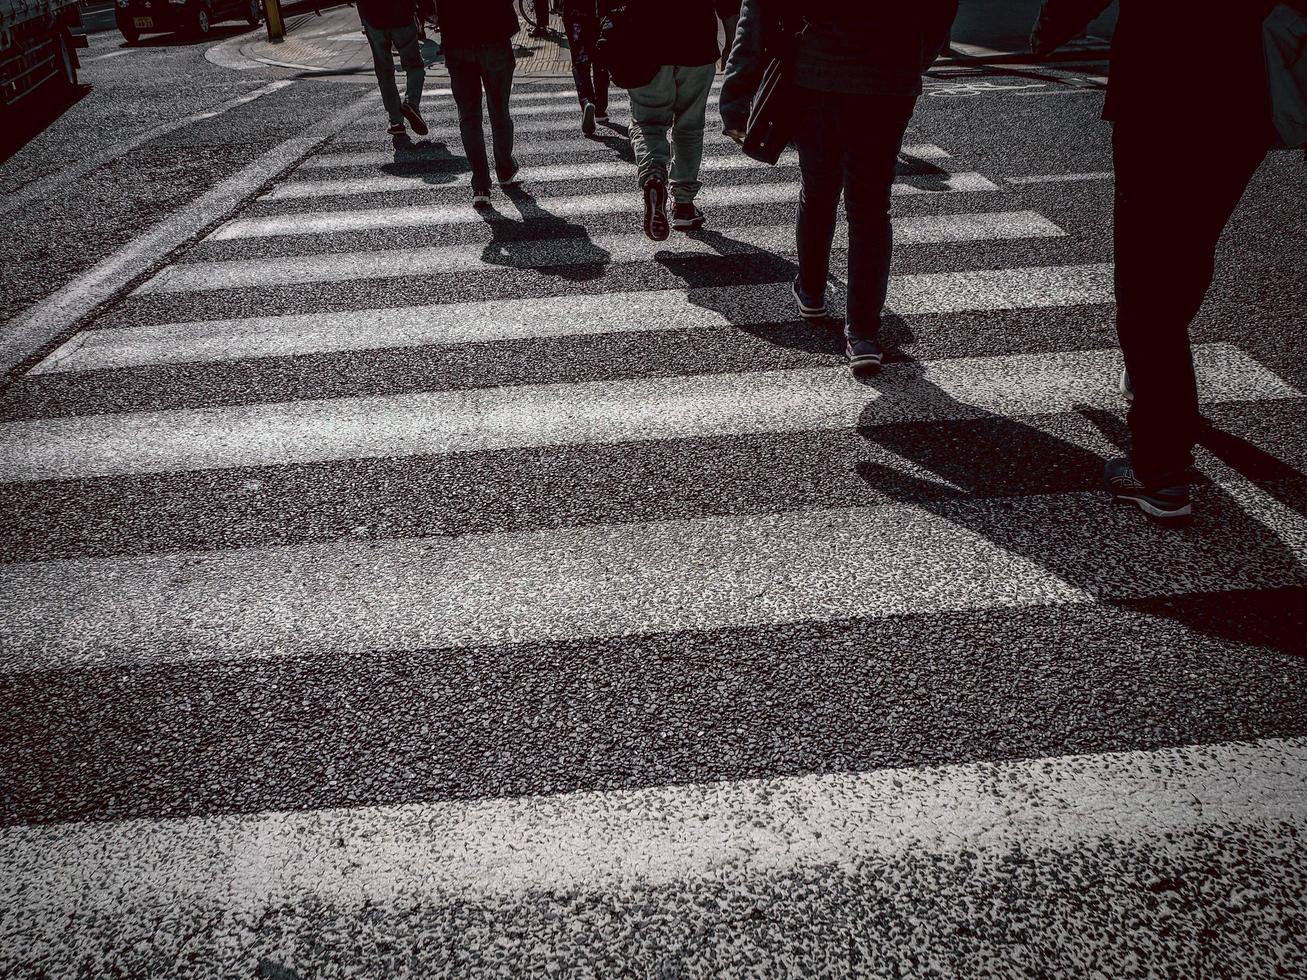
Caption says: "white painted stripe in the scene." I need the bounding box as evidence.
[1,343,1292,485]
[1007,172,1113,185]
[3,739,1302,974]
[139,211,1065,294]
[225,181,822,240]
[263,163,995,204]
[34,265,1114,374]
[305,142,952,172]
[4,469,1307,669]
[0,94,372,376]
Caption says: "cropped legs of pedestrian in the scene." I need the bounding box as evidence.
[794,88,916,372]
[628,63,716,240]
[1105,116,1269,518]
[532,0,549,36]
[359,10,427,135]
[564,0,609,136]
[445,41,520,207]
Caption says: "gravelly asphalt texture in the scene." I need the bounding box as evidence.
[1,11,1306,978]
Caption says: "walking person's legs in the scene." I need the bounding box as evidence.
[667,62,715,230]
[793,88,846,321]
[840,94,916,357]
[1106,118,1268,517]
[478,41,519,184]
[564,2,597,133]
[532,0,549,35]
[389,23,428,134]
[628,66,675,240]
[446,47,493,203]
[362,22,405,130]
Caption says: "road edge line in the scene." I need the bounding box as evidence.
[0,92,372,380]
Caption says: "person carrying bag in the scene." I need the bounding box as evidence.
[720,0,956,373]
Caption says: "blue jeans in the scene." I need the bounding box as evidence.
[794,89,916,339]
[362,21,425,126]
[445,41,518,194]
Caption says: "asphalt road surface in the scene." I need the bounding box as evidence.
[2,17,1307,979]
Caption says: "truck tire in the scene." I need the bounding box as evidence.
[245,0,261,25]
[55,33,78,89]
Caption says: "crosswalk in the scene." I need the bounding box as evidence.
[2,78,1306,976]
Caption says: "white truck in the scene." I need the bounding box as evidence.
[0,0,88,113]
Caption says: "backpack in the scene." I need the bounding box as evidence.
[595,0,659,89]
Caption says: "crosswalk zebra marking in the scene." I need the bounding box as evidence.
[302,142,953,172]
[33,265,1115,375]
[262,164,996,203]
[3,736,1300,963]
[138,211,1067,294]
[3,344,1294,485]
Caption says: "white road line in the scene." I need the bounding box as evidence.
[85,48,130,62]
[34,265,1114,374]
[219,175,1000,240]
[4,472,1307,669]
[1,343,1293,485]
[305,141,951,171]
[262,164,995,204]
[0,81,293,218]
[3,738,1302,975]
[139,211,1065,293]
[1007,172,1113,185]
[0,93,371,377]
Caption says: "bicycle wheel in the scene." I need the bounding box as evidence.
[517,0,537,29]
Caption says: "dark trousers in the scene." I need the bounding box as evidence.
[534,0,549,28]
[445,40,518,193]
[1112,118,1268,481]
[564,0,608,111]
[793,89,916,339]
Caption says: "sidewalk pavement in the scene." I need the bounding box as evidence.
[235,2,576,77]
[225,1,1111,80]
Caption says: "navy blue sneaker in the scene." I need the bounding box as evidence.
[1104,457,1191,519]
[792,278,827,320]
[642,176,669,242]
[846,335,883,373]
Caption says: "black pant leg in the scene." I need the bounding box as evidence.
[1112,120,1268,481]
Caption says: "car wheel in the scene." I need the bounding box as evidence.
[191,5,211,36]
[55,32,78,89]
[245,0,260,25]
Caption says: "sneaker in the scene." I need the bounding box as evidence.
[1120,365,1134,403]
[671,203,705,231]
[387,121,405,135]
[498,163,522,189]
[791,278,827,320]
[594,109,609,123]
[400,100,428,137]
[642,176,669,242]
[472,188,491,209]
[1104,457,1191,519]
[846,335,883,373]
[581,101,596,137]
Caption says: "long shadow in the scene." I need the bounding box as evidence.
[852,360,1307,656]
[478,185,610,282]
[375,137,462,185]
[0,84,91,162]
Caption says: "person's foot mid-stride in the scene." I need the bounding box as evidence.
[624,1,737,245]
[357,0,426,136]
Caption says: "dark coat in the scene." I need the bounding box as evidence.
[720,0,956,131]
[603,0,741,68]
[358,0,416,31]
[1033,0,1278,129]
[435,0,519,48]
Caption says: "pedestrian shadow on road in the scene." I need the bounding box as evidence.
[477,185,610,282]
[377,137,464,185]
[851,364,1307,657]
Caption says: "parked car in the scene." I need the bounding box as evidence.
[1,0,88,113]
[114,0,259,42]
